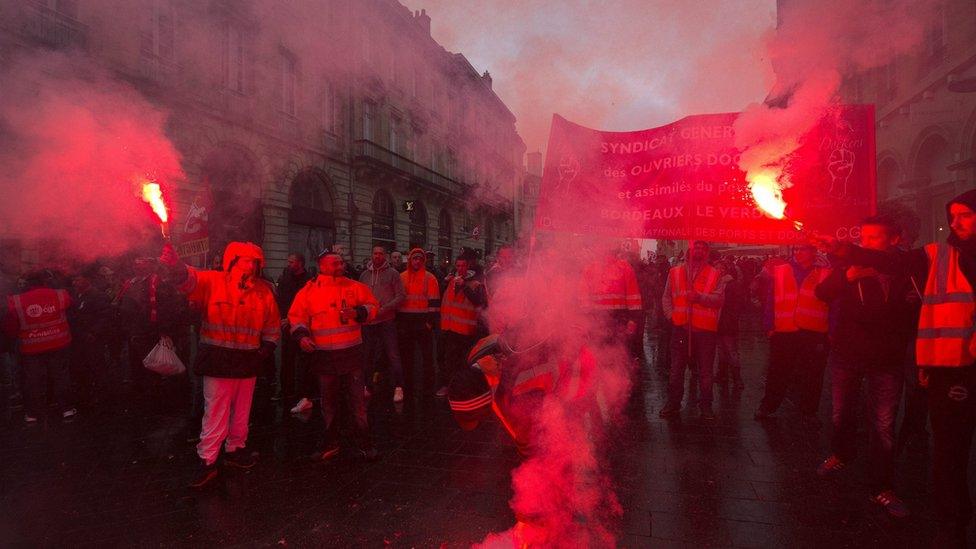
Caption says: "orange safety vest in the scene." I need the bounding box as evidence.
[582,258,642,311]
[669,263,721,332]
[8,288,72,355]
[772,264,832,333]
[182,268,280,350]
[441,276,480,335]
[288,275,378,351]
[917,243,976,368]
[399,269,440,314]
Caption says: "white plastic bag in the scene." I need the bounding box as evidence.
[143,338,186,377]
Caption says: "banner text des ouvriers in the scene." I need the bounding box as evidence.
[535,107,876,244]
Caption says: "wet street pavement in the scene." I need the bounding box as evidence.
[0,326,968,548]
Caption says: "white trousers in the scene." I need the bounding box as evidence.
[197,376,256,465]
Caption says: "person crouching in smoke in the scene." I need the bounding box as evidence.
[160,241,280,488]
[448,324,623,547]
[448,331,597,456]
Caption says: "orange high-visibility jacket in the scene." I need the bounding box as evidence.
[917,243,976,368]
[399,269,440,315]
[6,288,72,355]
[182,268,280,350]
[669,263,722,332]
[441,276,481,335]
[772,264,832,333]
[581,258,642,311]
[288,275,378,350]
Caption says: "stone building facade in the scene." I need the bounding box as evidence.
[0,0,526,275]
[838,0,976,244]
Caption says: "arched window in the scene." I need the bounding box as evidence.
[408,200,428,249]
[200,145,262,267]
[876,157,900,201]
[912,134,952,241]
[371,190,395,248]
[438,208,452,268]
[288,170,335,267]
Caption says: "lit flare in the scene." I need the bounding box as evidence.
[141,181,168,222]
[140,181,170,238]
[746,169,787,220]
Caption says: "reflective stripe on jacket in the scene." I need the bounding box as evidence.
[399,269,441,314]
[181,267,280,351]
[582,259,642,311]
[917,243,976,368]
[669,264,721,331]
[288,275,378,350]
[8,288,72,355]
[773,264,831,333]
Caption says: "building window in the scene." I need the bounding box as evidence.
[371,190,396,248]
[408,201,428,248]
[289,170,336,267]
[279,51,297,117]
[222,24,245,93]
[924,6,947,64]
[322,80,336,133]
[389,115,400,153]
[140,1,176,80]
[363,100,374,141]
[438,209,453,267]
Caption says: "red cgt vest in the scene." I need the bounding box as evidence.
[9,288,72,355]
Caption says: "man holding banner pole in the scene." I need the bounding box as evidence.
[659,241,724,420]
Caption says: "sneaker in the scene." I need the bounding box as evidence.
[700,406,716,421]
[290,397,313,414]
[360,447,379,462]
[393,387,404,403]
[658,404,680,418]
[816,455,846,477]
[188,460,219,488]
[316,446,340,461]
[223,448,257,469]
[871,490,910,518]
[24,415,38,424]
[435,386,449,398]
[61,408,78,422]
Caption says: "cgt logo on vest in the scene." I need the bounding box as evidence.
[25,304,57,318]
[948,385,969,402]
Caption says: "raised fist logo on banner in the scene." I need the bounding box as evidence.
[827,147,855,200]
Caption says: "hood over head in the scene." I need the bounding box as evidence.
[223,241,265,271]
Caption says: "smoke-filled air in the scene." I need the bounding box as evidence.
[0,52,184,262]
[1,0,973,548]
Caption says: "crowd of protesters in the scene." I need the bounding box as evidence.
[1,189,974,546]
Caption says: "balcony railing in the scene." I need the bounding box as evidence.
[22,2,87,49]
[352,139,469,196]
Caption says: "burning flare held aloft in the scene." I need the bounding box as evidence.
[140,180,170,238]
[746,169,787,220]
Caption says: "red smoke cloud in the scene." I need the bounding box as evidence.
[0,52,184,261]
[735,0,938,212]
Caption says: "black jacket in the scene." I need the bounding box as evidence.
[814,264,917,365]
[69,288,113,341]
[276,268,311,319]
